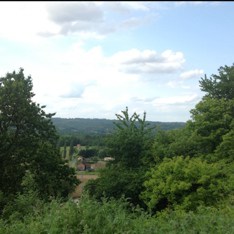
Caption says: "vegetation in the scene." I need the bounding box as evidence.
[0,64,233,233]
[0,192,233,233]
[143,63,234,213]
[85,63,234,214]
[85,107,154,207]
[0,69,79,212]
[141,156,232,212]
[52,117,185,135]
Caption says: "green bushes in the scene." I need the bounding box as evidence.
[84,166,146,207]
[153,205,234,234]
[141,156,233,212]
[0,192,233,234]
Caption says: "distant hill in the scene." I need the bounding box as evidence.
[52,118,185,135]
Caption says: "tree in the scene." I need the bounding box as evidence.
[141,156,232,212]
[63,141,67,159]
[145,64,234,213]
[199,64,234,100]
[186,65,234,160]
[108,107,154,169]
[151,127,200,163]
[85,107,154,207]
[152,64,234,162]
[188,97,234,159]
[85,165,146,207]
[69,140,74,160]
[215,119,234,163]
[0,69,79,204]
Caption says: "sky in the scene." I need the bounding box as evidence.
[0,1,233,122]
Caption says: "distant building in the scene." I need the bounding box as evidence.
[77,163,86,171]
[104,157,114,161]
[77,163,92,171]
[77,156,84,162]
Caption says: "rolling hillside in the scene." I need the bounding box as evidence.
[52,117,185,135]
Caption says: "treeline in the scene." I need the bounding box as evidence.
[52,117,185,135]
[57,133,107,148]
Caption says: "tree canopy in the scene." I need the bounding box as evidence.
[108,107,154,168]
[141,156,232,212]
[0,68,78,207]
[143,64,234,212]
[199,64,234,100]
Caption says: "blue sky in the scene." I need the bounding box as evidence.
[0,1,233,122]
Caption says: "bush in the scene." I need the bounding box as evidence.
[0,192,233,234]
[84,165,146,207]
[141,156,233,212]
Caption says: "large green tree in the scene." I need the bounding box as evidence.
[146,64,234,213]
[152,64,234,163]
[188,64,234,161]
[188,97,234,160]
[0,69,78,204]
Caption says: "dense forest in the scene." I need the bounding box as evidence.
[0,64,233,233]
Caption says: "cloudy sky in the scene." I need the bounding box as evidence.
[0,1,233,122]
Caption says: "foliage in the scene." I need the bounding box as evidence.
[108,107,154,168]
[141,156,233,212]
[152,65,234,164]
[85,166,146,207]
[152,127,199,162]
[1,63,233,232]
[152,204,234,234]
[0,68,79,210]
[152,99,234,163]
[215,119,234,162]
[199,63,234,99]
[188,97,234,159]
[78,147,98,158]
[0,192,233,234]
[85,107,154,207]
[69,139,74,158]
[1,171,43,221]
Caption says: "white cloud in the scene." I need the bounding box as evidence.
[0,2,58,42]
[46,2,106,36]
[41,2,153,38]
[0,1,209,122]
[0,29,204,122]
[180,69,204,80]
[174,1,216,6]
[103,2,150,12]
[152,94,198,106]
[0,2,152,42]
[48,2,103,23]
[110,49,185,74]
[0,38,203,122]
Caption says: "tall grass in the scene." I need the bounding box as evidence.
[0,193,233,234]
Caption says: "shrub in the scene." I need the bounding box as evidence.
[141,156,233,212]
